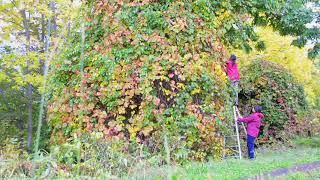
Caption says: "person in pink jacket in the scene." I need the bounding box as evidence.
[238,105,264,159]
[226,54,240,105]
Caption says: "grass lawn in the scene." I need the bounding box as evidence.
[127,146,320,179]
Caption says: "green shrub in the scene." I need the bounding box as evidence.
[0,122,19,147]
[239,60,308,139]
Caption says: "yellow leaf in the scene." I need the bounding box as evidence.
[118,106,126,114]
[191,88,201,95]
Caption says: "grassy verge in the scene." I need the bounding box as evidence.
[127,147,320,179]
[1,138,319,179]
[293,136,320,148]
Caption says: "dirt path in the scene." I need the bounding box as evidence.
[242,161,320,179]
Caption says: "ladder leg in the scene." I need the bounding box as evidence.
[222,137,226,159]
[233,106,242,159]
[235,106,247,135]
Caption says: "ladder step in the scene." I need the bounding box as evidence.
[225,145,240,148]
[224,146,245,149]
[224,155,240,159]
[225,148,239,153]
[224,135,238,138]
[224,135,246,138]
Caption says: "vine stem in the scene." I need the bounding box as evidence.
[32,2,53,178]
[76,15,86,176]
[32,1,69,177]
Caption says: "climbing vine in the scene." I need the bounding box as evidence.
[47,0,316,161]
[48,0,235,161]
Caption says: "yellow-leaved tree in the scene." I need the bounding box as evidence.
[233,27,320,107]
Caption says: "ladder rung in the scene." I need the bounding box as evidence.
[226,149,239,153]
[224,135,238,138]
[225,145,239,148]
[225,155,240,158]
[224,147,245,150]
[224,143,246,147]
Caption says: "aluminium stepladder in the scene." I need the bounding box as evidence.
[223,106,247,159]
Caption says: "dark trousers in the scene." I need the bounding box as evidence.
[231,80,239,105]
[247,135,256,159]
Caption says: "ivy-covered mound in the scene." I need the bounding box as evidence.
[48,1,235,161]
[239,60,308,141]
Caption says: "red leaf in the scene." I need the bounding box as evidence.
[153,98,161,106]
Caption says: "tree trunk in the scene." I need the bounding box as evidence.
[51,2,57,36]
[67,22,71,37]
[39,13,46,73]
[41,14,46,43]
[34,1,55,153]
[26,84,33,151]
[20,9,33,152]
[17,116,25,150]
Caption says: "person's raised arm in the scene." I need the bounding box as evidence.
[238,114,254,123]
[224,61,228,73]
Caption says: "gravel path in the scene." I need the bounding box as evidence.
[242,161,320,179]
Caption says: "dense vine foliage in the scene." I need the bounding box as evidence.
[48,0,238,161]
[239,60,308,141]
[47,0,316,161]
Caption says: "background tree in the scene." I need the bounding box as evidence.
[0,0,80,151]
[234,27,320,107]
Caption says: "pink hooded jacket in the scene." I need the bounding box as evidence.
[238,112,264,138]
[226,60,240,80]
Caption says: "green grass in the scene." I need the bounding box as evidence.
[127,147,320,179]
[1,141,320,179]
[294,136,320,148]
